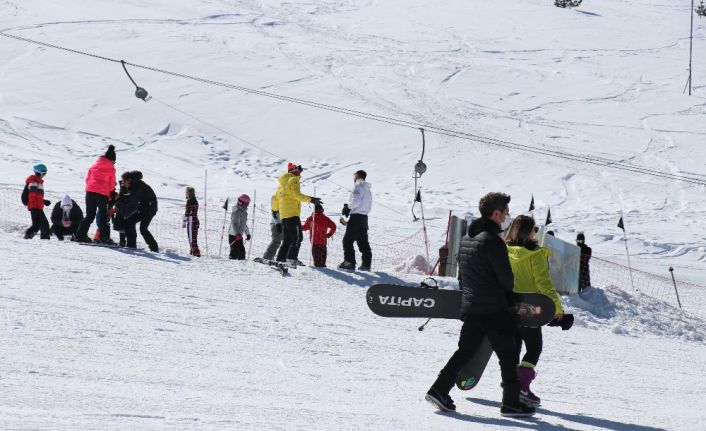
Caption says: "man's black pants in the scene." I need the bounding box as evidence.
[342,214,371,266]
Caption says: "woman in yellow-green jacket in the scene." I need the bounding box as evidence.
[504,214,564,408]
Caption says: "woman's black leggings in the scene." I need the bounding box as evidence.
[516,326,543,366]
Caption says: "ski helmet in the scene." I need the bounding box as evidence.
[237,194,251,208]
[33,164,48,175]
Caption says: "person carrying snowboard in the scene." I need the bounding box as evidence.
[22,163,51,240]
[120,170,159,252]
[50,195,84,240]
[274,163,322,267]
[504,215,564,408]
[74,145,116,244]
[262,192,283,261]
[183,186,201,257]
[228,194,251,260]
[301,203,336,267]
[426,192,535,417]
[337,169,372,271]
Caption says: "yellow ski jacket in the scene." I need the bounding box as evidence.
[507,244,564,314]
[275,172,312,219]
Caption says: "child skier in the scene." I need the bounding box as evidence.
[22,163,51,239]
[228,194,251,260]
[301,203,336,267]
[183,186,201,257]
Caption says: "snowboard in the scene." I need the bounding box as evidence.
[253,257,289,275]
[366,284,556,327]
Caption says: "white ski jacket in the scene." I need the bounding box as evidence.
[229,207,250,237]
[348,179,372,215]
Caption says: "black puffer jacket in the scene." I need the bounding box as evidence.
[120,179,158,219]
[459,217,515,316]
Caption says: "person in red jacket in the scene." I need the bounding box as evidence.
[301,204,336,267]
[22,163,51,239]
[73,145,117,244]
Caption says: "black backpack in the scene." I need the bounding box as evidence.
[21,185,29,206]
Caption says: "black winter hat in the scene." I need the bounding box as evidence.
[576,232,585,242]
[314,203,324,213]
[105,145,116,162]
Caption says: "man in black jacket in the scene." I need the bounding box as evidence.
[119,171,159,252]
[50,195,84,240]
[426,192,535,417]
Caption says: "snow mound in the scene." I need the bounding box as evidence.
[565,285,706,342]
[392,254,430,275]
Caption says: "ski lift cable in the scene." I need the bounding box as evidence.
[151,97,432,225]
[2,32,705,186]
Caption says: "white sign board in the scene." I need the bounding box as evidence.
[539,231,580,294]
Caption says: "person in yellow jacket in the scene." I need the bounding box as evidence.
[504,214,564,408]
[274,162,322,267]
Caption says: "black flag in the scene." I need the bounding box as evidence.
[617,216,624,231]
[415,190,422,203]
[545,208,552,226]
[529,195,535,212]
[222,198,229,211]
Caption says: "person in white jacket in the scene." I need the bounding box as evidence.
[338,170,373,271]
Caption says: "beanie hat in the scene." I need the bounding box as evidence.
[288,162,303,174]
[105,145,116,162]
[314,203,324,213]
[354,169,367,180]
[60,195,73,208]
[576,232,585,242]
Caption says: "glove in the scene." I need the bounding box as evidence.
[108,207,116,217]
[43,199,51,206]
[246,234,251,241]
[339,216,348,226]
[326,232,334,238]
[109,191,118,202]
[310,197,322,205]
[547,314,574,330]
[276,223,282,233]
[341,204,350,217]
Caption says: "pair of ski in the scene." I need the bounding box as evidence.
[253,257,289,275]
[367,283,570,392]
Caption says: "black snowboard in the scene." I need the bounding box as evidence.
[366,284,556,327]
[455,294,560,391]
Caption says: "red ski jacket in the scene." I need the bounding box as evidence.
[302,212,336,246]
[85,156,116,197]
[25,174,45,210]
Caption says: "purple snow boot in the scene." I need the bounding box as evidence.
[518,365,540,407]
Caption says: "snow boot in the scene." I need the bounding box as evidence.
[500,381,535,417]
[24,230,36,239]
[286,259,298,268]
[357,264,371,271]
[425,387,456,412]
[518,364,540,407]
[337,261,355,271]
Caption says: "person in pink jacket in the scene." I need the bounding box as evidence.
[73,145,117,244]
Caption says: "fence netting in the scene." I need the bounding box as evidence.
[1,186,703,319]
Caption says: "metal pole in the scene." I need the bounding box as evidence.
[204,169,209,256]
[419,189,431,275]
[689,0,695,95]
[620,210,637,291]
[668,267,683,309]
[248,189,256,259]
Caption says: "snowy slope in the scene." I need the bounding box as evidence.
[1,0,706,275]
[2,230,704,430]
[2,0,706,429]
